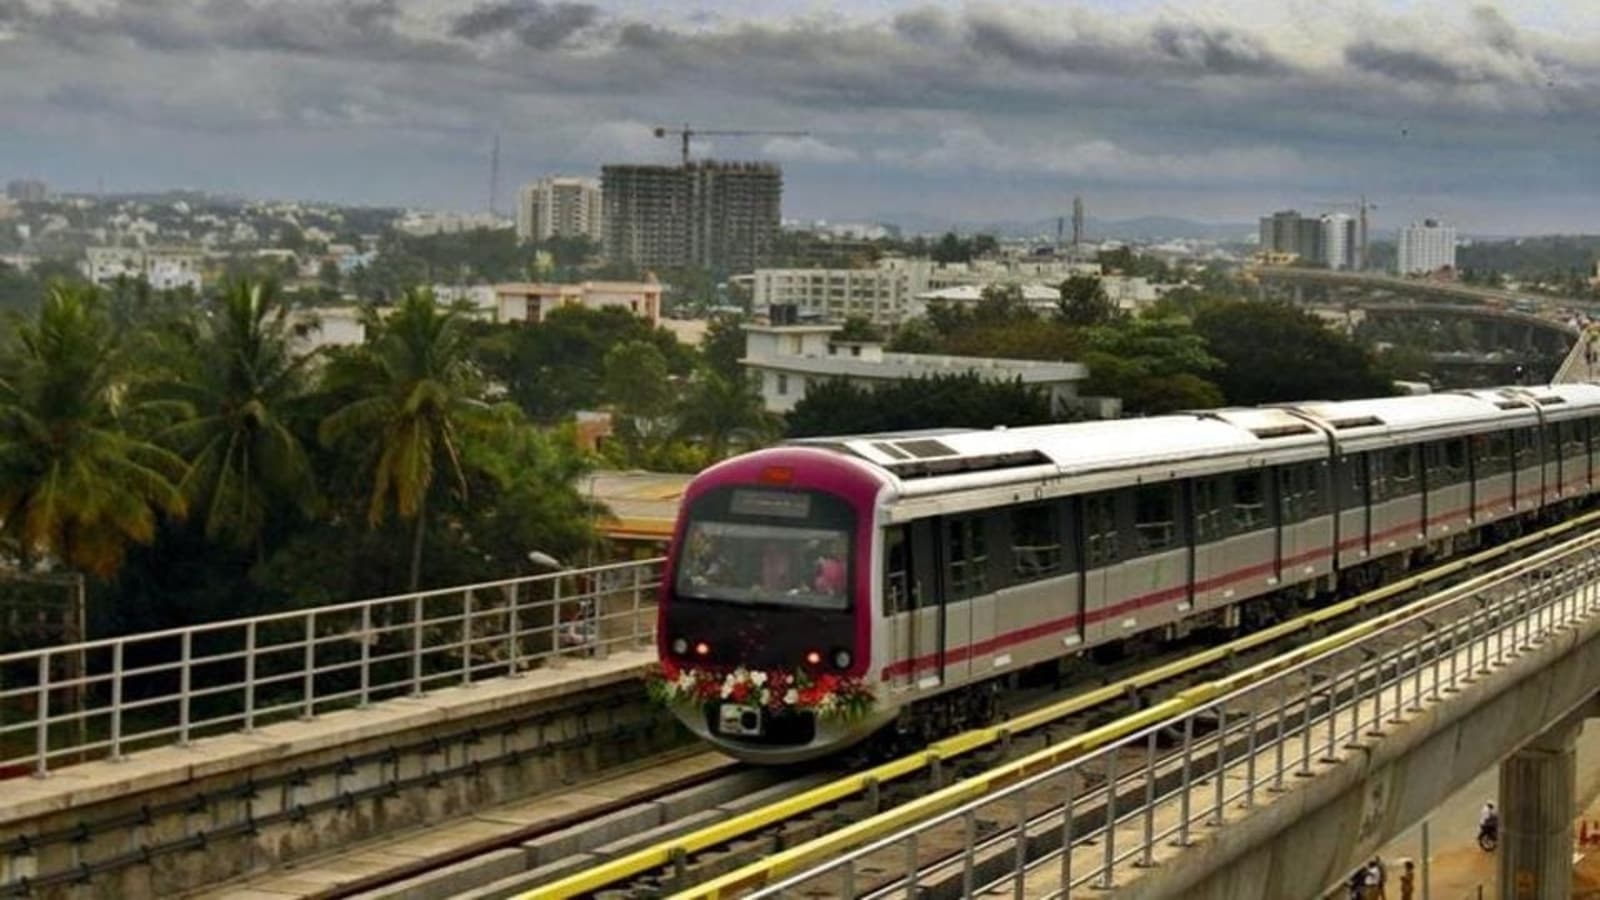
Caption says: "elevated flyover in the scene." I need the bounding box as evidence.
[726,526,1600,900]
[1251,267,1596,312]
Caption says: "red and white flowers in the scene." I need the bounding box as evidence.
[647,661,875,722]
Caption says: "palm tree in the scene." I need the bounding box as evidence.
[0,283,187,577]
[159,279,319,557]
[675,370,776,460]
[318,288,505,591]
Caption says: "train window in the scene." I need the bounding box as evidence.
[1479,432,1511,477]
[1390,446,1417,491]
[1233,471,1267,531]
[1368,451,1392,502]
[1308,462,1327,515]
[1084,494,1120,567]
[1515,428,1539,469]
[946,516,988,598]
[1340,455,1367,508]
[883,526,911,615]
[1277,467,1301,525]
[1134,484,1176,553]
[1011,504,1063,578]
[1563,420,1586,458]
[1430,439,1468,486]
[1193,479,1223,541]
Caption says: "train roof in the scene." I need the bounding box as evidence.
[790,382,1600,518]
[791,407,1328,491]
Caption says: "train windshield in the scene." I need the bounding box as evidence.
[674,487,854,611]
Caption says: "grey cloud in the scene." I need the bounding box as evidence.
[1472,6,1519,55]
[451,1,599,48]
[1343,41,1476,85]
[1149,23,1287,76]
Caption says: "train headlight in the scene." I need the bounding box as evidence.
[694,641,711,657]
[832,649,853,670]
[671,637,689,656]
[804,649,823,666]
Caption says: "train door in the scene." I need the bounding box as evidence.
[1190,477,1224,610]
[882,524,916,692]
[938,515,986,685]
[905,519,944,689]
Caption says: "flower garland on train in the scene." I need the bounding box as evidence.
[646,661,875,722]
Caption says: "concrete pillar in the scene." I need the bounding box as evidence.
[1497,719,1579,900]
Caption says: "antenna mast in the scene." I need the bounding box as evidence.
[488,133,500,217]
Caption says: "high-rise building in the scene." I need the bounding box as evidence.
[516,176,602,244]
[1260,209,1355,267]
[1321,213,1356,270]
[5,179,47,203]
[1397,219,1457,275]
[602,161,782,272]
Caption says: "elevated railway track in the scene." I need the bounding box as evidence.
[298,509,1600,900]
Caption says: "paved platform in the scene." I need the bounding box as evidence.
[0,650,655,828]
[189,748,733,898]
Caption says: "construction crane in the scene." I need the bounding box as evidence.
[653,124,810,165]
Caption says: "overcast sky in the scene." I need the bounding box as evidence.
[3,0,1599,234]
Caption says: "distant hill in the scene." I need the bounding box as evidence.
[875,211,1256,242]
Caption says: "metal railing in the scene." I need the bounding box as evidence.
[746,532,1600,899]
[0,558,664,778]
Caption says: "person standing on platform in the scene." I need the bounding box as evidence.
[1397,859,1415,900]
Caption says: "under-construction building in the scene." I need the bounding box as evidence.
[602,161,782,273]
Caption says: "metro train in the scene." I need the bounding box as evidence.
[654,383,1600,763]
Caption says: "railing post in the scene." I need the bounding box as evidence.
[1297,670,1314,777]
[1141,730,1157,864]
[34,652,50,778]
[302,612,315,720]
[963,809,977,897]
[1212,702,1227,824]
[1061,775,1076,890]
[1176,716,1195,845]
[508,582,523,677]
[180,630,194,745]
[631,564,644,648]
[1100,748,1119,888]
[461,589,474,685]
[244,621,257,731]
[549,575,564,664]
[906,831,920,896]
[358,605,371,708]
[1243,707,1258,807]
[109,641,125,761]
[411,592,425,697]
[1014,786,1030,898]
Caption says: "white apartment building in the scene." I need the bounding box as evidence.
[750,257,1108,326]
[394,211,510,237]
[1321,213,1355,271]
[741,321,1091,416]
[1397,219,1457,275]
[83,246,203,292]
[516,177,603,244]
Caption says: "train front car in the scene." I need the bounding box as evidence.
[657,447,893,763]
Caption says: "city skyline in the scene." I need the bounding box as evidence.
[4,1,1600,234]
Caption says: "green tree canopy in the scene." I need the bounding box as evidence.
[0,283,188,576]
[158,279,321,553]
[319,289,512,589]
[1192,301,1395,405]
[787,373,1056,438]
[1057,275,1123,327]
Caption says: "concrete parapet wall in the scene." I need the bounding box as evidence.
[1113,601,1600,900]
[0,651,677,899]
